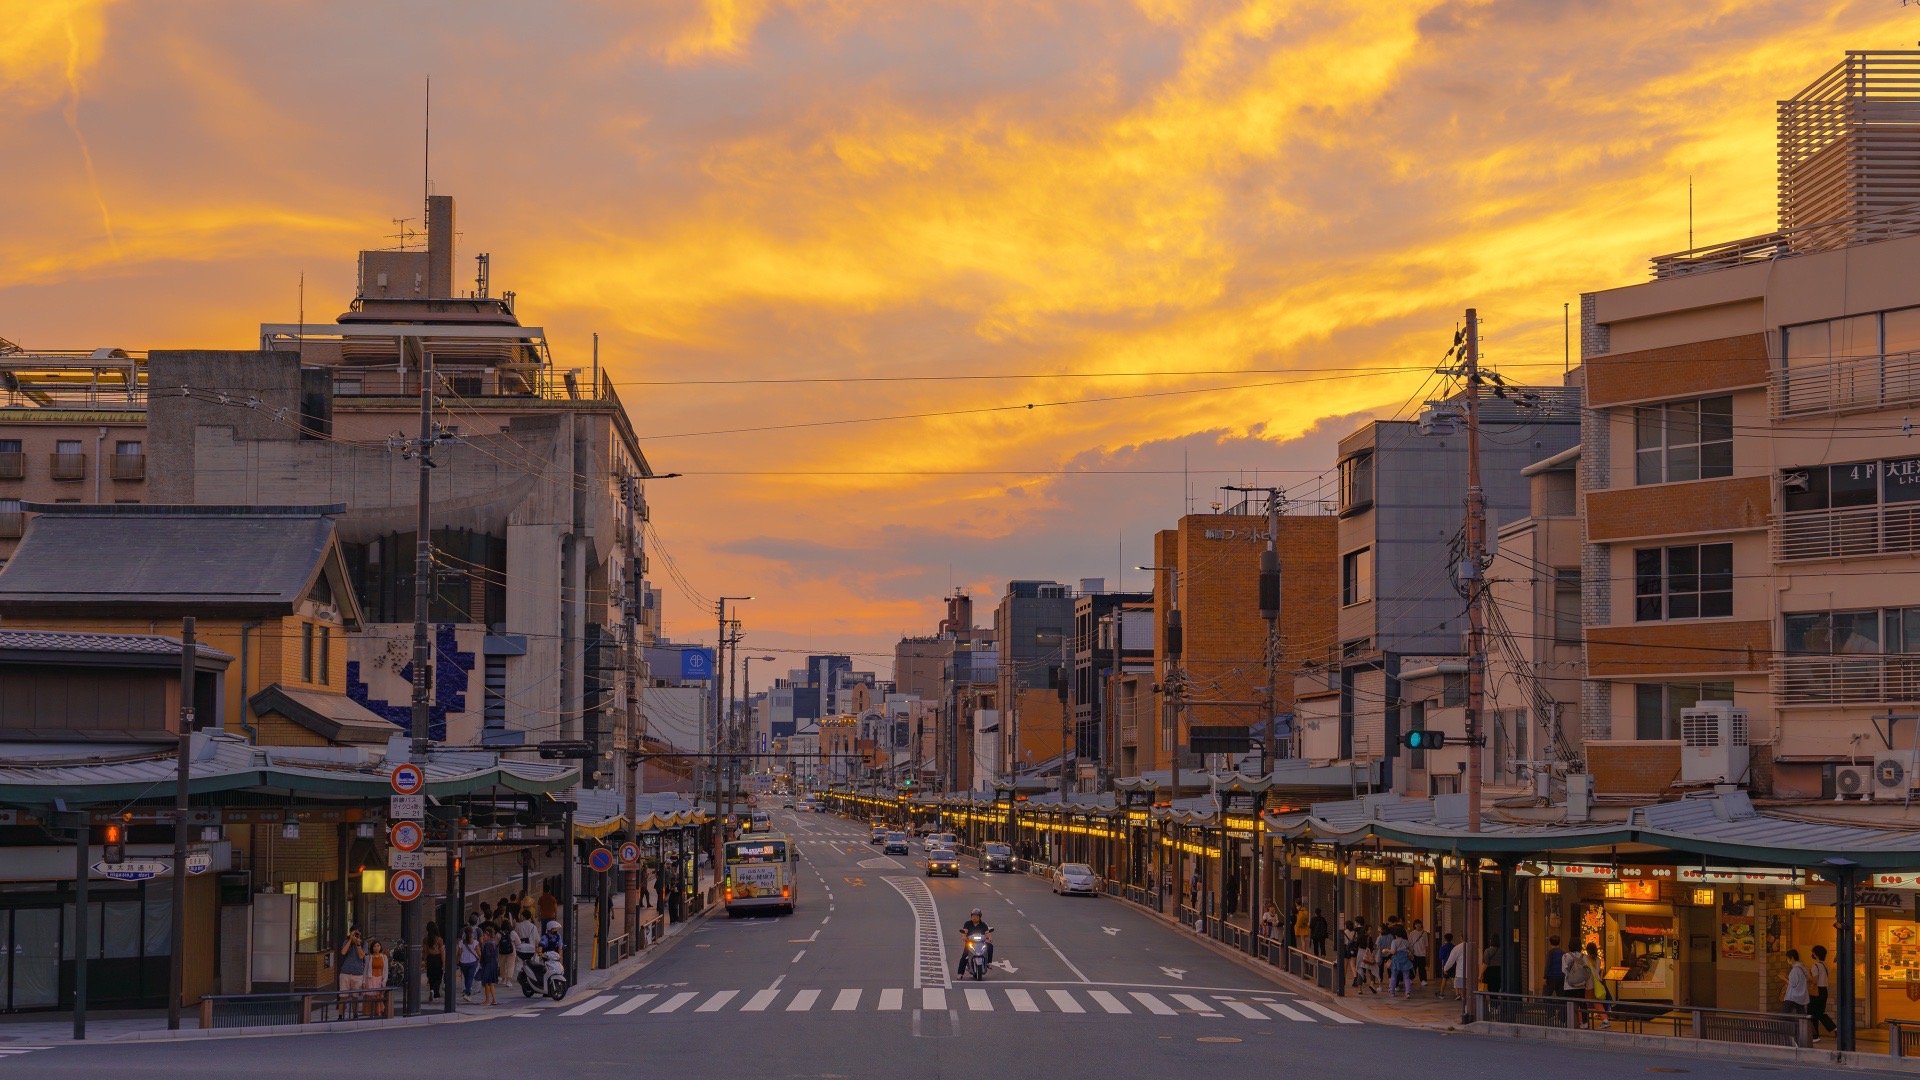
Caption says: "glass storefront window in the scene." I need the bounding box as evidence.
[282,882,321,953]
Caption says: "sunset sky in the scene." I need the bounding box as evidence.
[2,1,1914,684]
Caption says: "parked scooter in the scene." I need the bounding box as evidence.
[518,948,569,1000]
[963,933,990,981]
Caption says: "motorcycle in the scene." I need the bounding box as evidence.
[517,948,569,1001]
[963,933,991,981]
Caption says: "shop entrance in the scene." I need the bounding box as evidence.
[0,884,171,1012]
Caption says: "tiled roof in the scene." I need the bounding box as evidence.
[0,629,233,661]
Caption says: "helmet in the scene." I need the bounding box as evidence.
[546,920,561,931]
[971,907,982,916]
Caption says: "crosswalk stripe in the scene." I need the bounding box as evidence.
[922,988,947,1010]
[741,989,779,1012]
[1087,989,1130,1014]
[877,988,904,1011]
[1219,999,1267,1020]
[1298,1001,1362,1025]
[1170,993,1219,1016]
[559,996,612,1017]
[832,989,861,1011]
[1006,989,1039,1012]
[964,988,992,1011]
[654,991,700,1013]
[1047,989,1086,1014]
[1130,991,1176,1016]
[1258,1000,1314,1021]
[787,989,821,1012]
[696,990,739,1013]
[606,993,658,1015]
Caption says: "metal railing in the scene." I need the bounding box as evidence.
[1890,1019,1920,1059]
[0,452,21,480]
[1775,502,1920,562]
[198,987,396,1028]
[1773,653,1920,705]
[1773,348,1920,418]
[1652,202,1920,279]
[48,452,85,481]
[1475,991,1810,1048]
[0,512,22,539]
[110,452,145,481]
[1285,945,1339,990]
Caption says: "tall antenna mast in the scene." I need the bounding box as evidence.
[423,76,432,219]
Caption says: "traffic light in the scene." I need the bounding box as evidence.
[1402,730,1446,750]
[102,822,126,864]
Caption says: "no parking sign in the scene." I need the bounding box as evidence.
[588,847,615,873]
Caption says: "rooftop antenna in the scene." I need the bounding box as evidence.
[1563,301,1570,375]
[297,272,305,362]
[423,75,432,220]
[1687,173,1694,250]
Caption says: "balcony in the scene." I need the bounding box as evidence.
[1774,653,1920,706]
[1774,503,1920,562]
[0,453,22,481]
[1771,349,1920,419]
[0,512,22,539]
[110,453,146,481]
[48,453,86,482]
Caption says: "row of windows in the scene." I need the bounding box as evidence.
[0,439,143,455]
[300,623,331,687]
[1781,456,1920,513]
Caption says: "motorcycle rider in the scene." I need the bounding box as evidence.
[956,907,993,975]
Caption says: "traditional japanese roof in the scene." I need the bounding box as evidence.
[250,685,396,745]
[0,629,232,666]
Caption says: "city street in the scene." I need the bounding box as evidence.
[0,811,1876,1079]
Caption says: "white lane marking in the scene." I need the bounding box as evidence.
[1130,991,1176,1016]
[653,991,700,1013]
[964,987,992,1011]
[878,988,904,1011]
[1029,924,1090,983]
[1219,998,1267,1020]
[1088,990,1131,1014]
[740,989,779,1012]
[922,987,947,1010]
[768,974,786,990]
[832,989,861,1011]
[787,989,820,1012]
[1171,993,1220,1016]
[695,990,739,1013]
[1047,988,1085,1013]
[884,876,950,989]
[1006,988,1040,1012]
[558,996,611,1017]
[821,916,831,924]
[606,992,658,1015]
[1259,1000,1314,1021]
[792,950,806,963]
[1299,1000,1362,1024]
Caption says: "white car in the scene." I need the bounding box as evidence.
[1051,863,1101,896]
[922,832,957,852]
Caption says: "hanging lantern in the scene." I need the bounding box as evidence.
[1538,877,1560,895]
[1603,881,1626,899]
[1692,888,1715,906]
[1783,891,1807,910]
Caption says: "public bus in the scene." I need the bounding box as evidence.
[724,835,797,916]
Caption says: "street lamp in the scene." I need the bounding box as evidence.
[711,596,753,866]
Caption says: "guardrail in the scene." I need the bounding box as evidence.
[1284,945,1338,990]
[198,988,396,1028]
[1891,1019,1920,1059]
[1475,991,1810,1048]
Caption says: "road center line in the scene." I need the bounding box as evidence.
[1028,924,1090,983]
[792,949,806,963]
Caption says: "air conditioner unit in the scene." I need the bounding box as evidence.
[1834,765,1874,801]
[1874,752,1919,795]
[1679,701,1750,786]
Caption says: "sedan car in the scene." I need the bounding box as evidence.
[883,831,910,856]
[781,800,795,809]
[870,826,888,844]
[979,842,1014,873]
[926,847,959,877]
[922,832,958,853]
[1051,862,1101,896]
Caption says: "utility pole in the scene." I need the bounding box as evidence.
[711,597,750,873]
[399,339,448,1019]
[167,616,194,1031]
[621,475,643,950]
[1460,307,1488,1022]
[1225,485,1285,770]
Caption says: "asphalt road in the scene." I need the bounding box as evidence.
[2,809,1882,1078]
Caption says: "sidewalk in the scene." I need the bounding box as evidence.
[0,887,719,1048]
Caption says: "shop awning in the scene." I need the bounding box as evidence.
[571,788,708,839]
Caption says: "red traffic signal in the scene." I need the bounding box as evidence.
[102,822,126,864]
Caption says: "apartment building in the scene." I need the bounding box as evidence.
[1147,505,1338,775]
[1296,387,1580,787]
[0,345,149,549]
[992,580,1073,777]
[1580,50,1920,812]
[1070,581,1150,787]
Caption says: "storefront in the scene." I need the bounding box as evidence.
[1794,873,1920,1029]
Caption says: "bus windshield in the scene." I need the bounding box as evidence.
[726,840,788,864]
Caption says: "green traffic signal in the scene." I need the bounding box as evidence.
[1403,729,1447,750]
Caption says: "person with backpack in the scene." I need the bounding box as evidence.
[1543,935,1567,996]
[1388,931,1415,997]
[1560,940,1592,999]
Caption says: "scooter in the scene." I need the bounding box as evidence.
[518,948,569,1000]
[963,933,991,981]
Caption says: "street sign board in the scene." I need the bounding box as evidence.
[185,851,213,876]
[1189,725,1251,755]
[388,869,424,902]
[390,794,425,819]
[92,859,169,881]
[588,847,615,873]
[390,851,425,872]
[619,841,640,866]
[680,647,715,682]
[389,763,425,795]
[537,740,594,760]
[390,821,425,852]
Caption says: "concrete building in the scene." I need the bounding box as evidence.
[1294,386,1579,788]
[1070,581,1151,787]
[0,344,150,555]
[992,580,1073,779]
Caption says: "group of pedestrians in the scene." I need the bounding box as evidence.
[357,889,564,1011]
[1782,945,1841,1044]
[1338,916,1433,997]
[1540,935,1610,1027]
[334,927,392,1017]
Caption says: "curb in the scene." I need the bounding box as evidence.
[1473,1020,1920,1075]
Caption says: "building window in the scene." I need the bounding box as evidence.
[317,626,330,686]
[281,882,323,953]
[1341,547,1373,606]
[115,440,142,456]
[1633,543,1732,621]
[1339,452,1374,514]
[55,439,81,455]
[1441,672,1467,707]
[1784,609,1884,656]
[1633,682,1734,740]
[301,623,314,682]
[1634,396,1732,485]
[1553,569,1582,644]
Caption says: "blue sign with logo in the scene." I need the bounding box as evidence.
[680,647,716,682]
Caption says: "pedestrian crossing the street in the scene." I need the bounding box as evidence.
[535,986,1361,1025]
